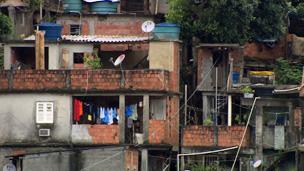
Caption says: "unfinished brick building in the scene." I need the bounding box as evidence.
[181,35,303,170]
[0,1,181,171]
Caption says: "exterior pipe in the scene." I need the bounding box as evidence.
[231,97,261,171]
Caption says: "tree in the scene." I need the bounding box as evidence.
[167,0,288,43]
[167,0,256,44]
[0,13,12,37]
[250,0,288,40]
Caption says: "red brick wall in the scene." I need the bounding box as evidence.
[169,42,180,93]
[243,36,288,60]
[165,96,179,146]
[149,120,166,144]
[12,70,66,90]
[0,70,8,90]
[87,125,119,144]
[183,125,250,147]
[294,107,302,128]
[125,148,139,171]
[0,69,170,92]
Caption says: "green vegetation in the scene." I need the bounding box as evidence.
[84,52,102,69]
[251,0,288,40]
[167,0,288,43]
[274,58,302,84]
[240,85,254,94]
[203,116,213,126]
[0,13,12,40]
[26,0,42,10]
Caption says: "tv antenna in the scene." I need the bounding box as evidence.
[110,54,125,87]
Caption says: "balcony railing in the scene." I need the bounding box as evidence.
[0,69,170,93]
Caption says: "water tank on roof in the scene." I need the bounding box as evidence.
[153,23,180,41]
[38,22,63,41]
[63,0,82,13]
[90,1,118,14]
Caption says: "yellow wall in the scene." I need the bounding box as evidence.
[149,41,175,71]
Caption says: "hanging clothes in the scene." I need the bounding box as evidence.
[73,99,83,122]
[108,108,114,125]
[125,105,133,118]
[127,117,133,128]
[102,108,109,124]
[129,104,138,120]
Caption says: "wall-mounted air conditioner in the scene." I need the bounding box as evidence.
[38,129,51,137]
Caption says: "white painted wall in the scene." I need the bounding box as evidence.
[59,44,93,69]
[0,94,72,144]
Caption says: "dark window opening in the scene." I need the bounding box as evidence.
[73,53,84,64]
[11,47,49,70]
[70,24,80,35]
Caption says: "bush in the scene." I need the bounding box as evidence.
[274,58,302,85]
[0,13,12,39]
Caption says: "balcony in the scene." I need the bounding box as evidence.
[182,125,251,148]
[0,69,170,93]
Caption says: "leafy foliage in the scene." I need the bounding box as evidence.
[274,59,302,84]
[167,0,256,44]
[167,0,288,43]
[250,0,288,40]
[0,13,12,38]
[84,52,102,69]
[295,2,304,18]
[26,0,42,10]
[240,85,254,93]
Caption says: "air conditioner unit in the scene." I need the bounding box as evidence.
[38,129,51,137]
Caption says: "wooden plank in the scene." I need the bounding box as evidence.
[35,31,45,70]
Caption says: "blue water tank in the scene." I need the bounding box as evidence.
[63,0,82,13]
[90,1,118,14]
[153,23,180,41]
[232,72,240,84]
[38,22,63,41]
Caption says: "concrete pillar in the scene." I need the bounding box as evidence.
[143,95,149,143]
[228,95,232,126]
[202,95,210,121]
[255,105,263,170]
[141,149,148,171]
[119,95,125,143]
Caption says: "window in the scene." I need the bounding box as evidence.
[36,102,54,124]
[150,97,166,120]
[70,24,80,35]
[73,53,84,64]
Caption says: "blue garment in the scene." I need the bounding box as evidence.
[113,107,117,119]
[102,108,110,124]
[125,105,133,118]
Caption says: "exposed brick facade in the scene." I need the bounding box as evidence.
[294,107,302,128]
[183,125,250,147]
[0,69,170,93]
[243,35,289,60]
[149,120,166,144]
[87,125,119,144]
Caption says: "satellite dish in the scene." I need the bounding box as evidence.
[114,54,125,66]
[253,160,262,168]
[141,20,155,33]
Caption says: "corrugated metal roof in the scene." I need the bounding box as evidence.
[0,0,28,7]
[24,35,149,43]
[62,35,149,43]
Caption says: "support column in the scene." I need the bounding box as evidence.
[119,95,125,143]
[143,95,149,143]
[255,105,263,170]
[288,102,296,146]
[228,95,232,126]
[202,95,210,121]
[141,149,148,171]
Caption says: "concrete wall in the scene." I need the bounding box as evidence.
[0,94,72,145]
[60,44,93,69]
[149,41,175,71]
